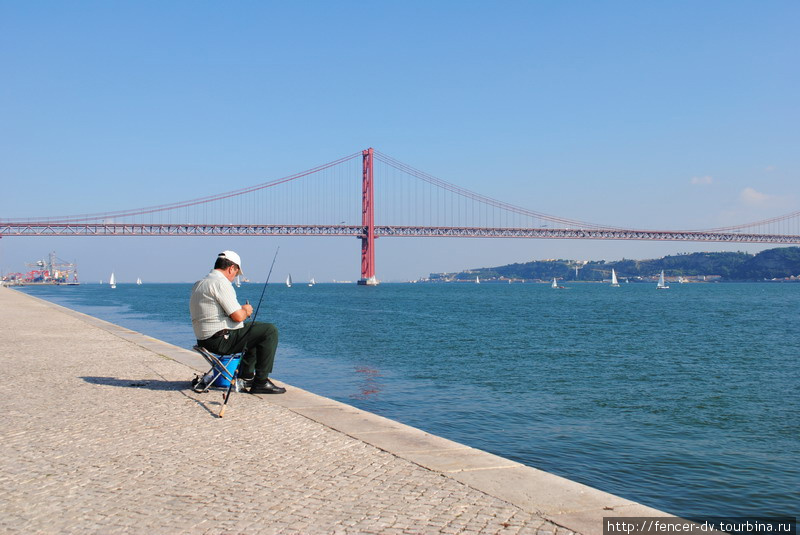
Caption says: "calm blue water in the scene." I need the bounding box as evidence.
[17,282,799,518]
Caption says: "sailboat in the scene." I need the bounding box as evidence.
[235,275,241,288]
[308,277,315,287]
[136,277,142,285]
[611,269,620,287]
[552,277,566,289]
[109,273,116,289]
[475,276,480,284]
[286,274,292,288]
[657,270,670,290]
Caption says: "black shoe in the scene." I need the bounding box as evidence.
[249,378,286,394]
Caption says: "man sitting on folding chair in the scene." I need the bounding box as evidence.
[189,250,285,394]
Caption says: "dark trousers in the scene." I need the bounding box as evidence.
[198,322,279,381]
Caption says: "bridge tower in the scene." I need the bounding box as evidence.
[358,147,378,285]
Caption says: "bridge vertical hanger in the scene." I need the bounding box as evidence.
[358,148,378,285]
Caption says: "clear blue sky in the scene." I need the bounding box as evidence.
[1,1,798,282]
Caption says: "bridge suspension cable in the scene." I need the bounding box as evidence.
[5,151,363,225]
[373,150,621,231]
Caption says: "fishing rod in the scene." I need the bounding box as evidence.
[219,247,280,418]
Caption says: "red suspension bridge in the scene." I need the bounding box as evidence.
[2,148,799,284]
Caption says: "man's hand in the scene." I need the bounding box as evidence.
[243,303,253,317]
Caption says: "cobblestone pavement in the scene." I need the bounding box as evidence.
[0,288,577,535]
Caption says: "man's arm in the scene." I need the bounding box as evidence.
[213,282,253,323]
[229,302,253,323]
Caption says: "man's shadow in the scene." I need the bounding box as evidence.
[81,376,224,418]
[81,376,187,390]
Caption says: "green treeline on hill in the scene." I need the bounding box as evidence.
[429,247,800,282]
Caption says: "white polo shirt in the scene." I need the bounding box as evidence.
[189,269,244,340]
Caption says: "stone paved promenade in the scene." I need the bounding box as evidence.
[0,288,666,534]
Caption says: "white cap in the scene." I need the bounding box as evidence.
[218,250,243,275]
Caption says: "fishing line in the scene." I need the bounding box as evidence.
[249,246,280,324]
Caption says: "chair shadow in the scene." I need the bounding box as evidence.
[80,376,226,418]
[81,376,188,391]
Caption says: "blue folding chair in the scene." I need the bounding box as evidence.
[191,345,246,393]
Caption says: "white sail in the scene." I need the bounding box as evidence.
[109,273,116,289]
[136,277,142,285]
[475,276,480,284]
[235,275,241,288]
[308,277,315,287]
[552,277,558,289]
[286,274,292,288]
[611,269,619,287]
[657,270,669,290]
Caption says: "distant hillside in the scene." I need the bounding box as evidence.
[428,247,800,282]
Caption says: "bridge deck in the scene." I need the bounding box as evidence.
[2,222,799,243]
